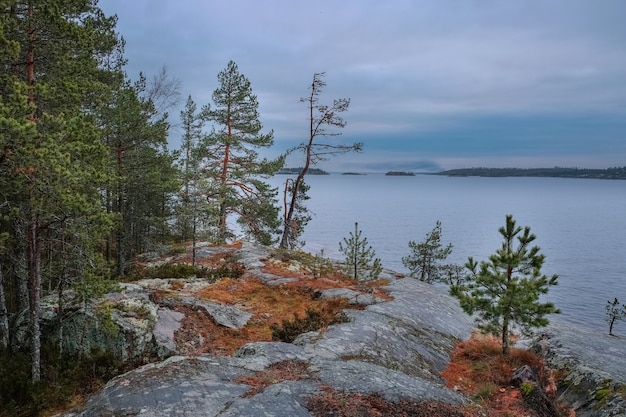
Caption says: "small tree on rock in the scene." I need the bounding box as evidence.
[402,220,454,283]
[451,214,559,354]
[605,298,626,336]
[339,222,382,281]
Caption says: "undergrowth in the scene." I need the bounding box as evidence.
[305,386,479,417]
[125,258,244,282]
[0,345,139,417]
[270,307,351,342]
[441,332,571,417]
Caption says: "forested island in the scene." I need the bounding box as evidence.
[278,167,330,175]
[435,166,626,179]
[385,171,416,176]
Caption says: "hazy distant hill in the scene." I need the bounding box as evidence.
[435,167,626,180]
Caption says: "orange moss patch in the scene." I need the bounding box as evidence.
[306,386,481,417]
[183,277,357,354]
[441,332,561,417]
[235,360,311,397]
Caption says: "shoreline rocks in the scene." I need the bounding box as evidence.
[57,244,476,416]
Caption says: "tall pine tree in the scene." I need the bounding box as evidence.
[176,95,214,264]
[200,61,284,245]
[0,0,121,381]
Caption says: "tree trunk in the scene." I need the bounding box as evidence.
[16,246,30,314]
[501,316,510,354]
[27,214,42,382]
[218,143,230,241]
[0,267,9,349]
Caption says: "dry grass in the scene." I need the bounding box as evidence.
[172,246,389,355]
[441,332,569,417]
[188,277,356,353]
[235,360,311,397]
[306,386,482,417]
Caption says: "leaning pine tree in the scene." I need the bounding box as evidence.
[450,214,559,354]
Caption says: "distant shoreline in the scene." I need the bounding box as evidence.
[278,166,626,179]
[433,167,626,180]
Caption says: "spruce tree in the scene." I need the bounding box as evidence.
[451,215,559,354]
[339,222,382,281]
[200,60,284,245]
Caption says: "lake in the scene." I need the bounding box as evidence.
[267,173,626,332]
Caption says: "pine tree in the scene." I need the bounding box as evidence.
[279,72,362,249]
[100,74,176,276]
[605,298,626,336]
[176,95,212,263]
[339,222,382,281]
[0,0,121,381]
[402,220,453,283]
[200,60,284,245]
[451,215,559,354]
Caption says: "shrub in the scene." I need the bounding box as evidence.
[520,381,534,397]
[126,259,244,282]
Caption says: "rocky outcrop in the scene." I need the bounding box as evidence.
[532,320,626,417]
[57,243,476,417]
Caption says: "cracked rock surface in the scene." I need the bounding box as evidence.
[59,244,475,416]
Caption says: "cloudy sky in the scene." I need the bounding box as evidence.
[98,0,626,173]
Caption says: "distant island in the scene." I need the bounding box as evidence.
[277,167,329,175]
[342,172,365,175]
[385,171,415,176]
[435,167,626,180]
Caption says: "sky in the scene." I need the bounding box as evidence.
[98,0,626,173]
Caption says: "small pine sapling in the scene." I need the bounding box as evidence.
[339,222,382,281]
[605,298,626,336]
[402,220,454,283]
[451,214,559,354]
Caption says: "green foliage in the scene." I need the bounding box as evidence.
[272,248,334,278]
[472,382,498,401]
[199,60,284,244]
[605,298,626,335]
[270,308,350,343]
[101,75,179,276]
[451,215,559,354]
[1,0,123,381]
[175,95,213,244]
[0,346,127,417]
[96,303,120,338]
[520,381,534,397]
[126,260,245,282]
[402,220,455,283]
[338,222,382,281]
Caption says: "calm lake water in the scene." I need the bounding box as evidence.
[267,174,626,331]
